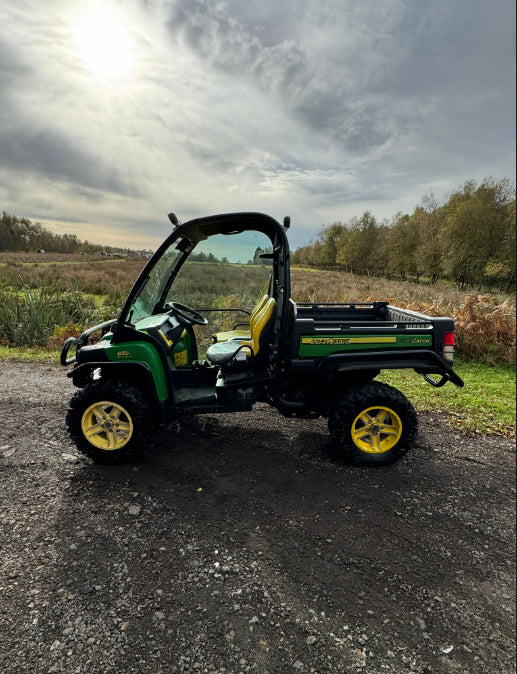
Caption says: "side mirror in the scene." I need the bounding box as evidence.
[283,216,291,229]
[168,212,180,227]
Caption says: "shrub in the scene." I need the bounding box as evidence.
[452,295,516,366]
[45,322,83,350]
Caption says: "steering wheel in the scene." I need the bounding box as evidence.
[168,302,208,326]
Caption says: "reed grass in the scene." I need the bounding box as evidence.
[0,286,100,347]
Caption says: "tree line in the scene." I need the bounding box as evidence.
[291,177,516,290]
[0,212,147,256]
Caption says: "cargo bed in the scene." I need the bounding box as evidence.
[289,301,462,386]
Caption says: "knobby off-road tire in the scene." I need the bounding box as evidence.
[328,382,418,466]
[66,379,152,464]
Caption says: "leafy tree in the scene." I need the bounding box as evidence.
[336,211,380,275]
[316,222,346,267]
[441,178,515,288]
[0,211,141,255]
[291,175,515,290]
[414,196,445,283]
[385,212,421,281]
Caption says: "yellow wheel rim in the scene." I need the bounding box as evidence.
[351,406,402,454]
[81,401,133,450]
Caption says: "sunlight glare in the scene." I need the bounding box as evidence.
[71,5,134,82]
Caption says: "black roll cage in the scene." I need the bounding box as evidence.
[112,212,292,361]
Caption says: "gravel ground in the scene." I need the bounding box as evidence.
[0,360,515,674]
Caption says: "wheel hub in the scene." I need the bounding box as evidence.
[81,401,133,450]
[351,406,403,454]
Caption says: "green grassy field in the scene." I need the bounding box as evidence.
[380,362,515,437]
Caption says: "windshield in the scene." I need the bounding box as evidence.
[129,238,190,321]
[127,230,273,325]
[167,232,273,309]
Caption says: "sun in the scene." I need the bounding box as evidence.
[70,5,134,82]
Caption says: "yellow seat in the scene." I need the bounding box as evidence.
[206,298,276,366]
[212,294,269,343]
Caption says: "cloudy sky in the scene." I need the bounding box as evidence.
[0,0,515,250]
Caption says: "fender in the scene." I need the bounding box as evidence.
[73,333,174,399]
[68,361,177,423]
[315,349,464,388]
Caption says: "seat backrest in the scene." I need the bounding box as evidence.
[212,294,269,343]
[246,297,276,356]
[206,297,276,367]
[249,294,269,331]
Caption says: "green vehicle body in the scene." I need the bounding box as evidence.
[61,212,463,466]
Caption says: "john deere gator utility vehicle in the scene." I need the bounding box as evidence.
[61,212,463,466]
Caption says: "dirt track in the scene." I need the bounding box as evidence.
[0,361,515,673]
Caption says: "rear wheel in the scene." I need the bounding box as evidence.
[329,382,417,466]
[66,380,152,464]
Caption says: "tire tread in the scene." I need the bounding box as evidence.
[329,382,417,466]
[66,379,151,464]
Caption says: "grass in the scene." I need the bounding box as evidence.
[0,252,127,264]
[290,267,506,305]
[0,345,58,363]
[380,362,515,438]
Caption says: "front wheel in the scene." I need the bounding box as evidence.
[329,382,417,466]
[66,380,152,464]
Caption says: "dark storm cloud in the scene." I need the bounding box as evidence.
[0,127,140,198]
